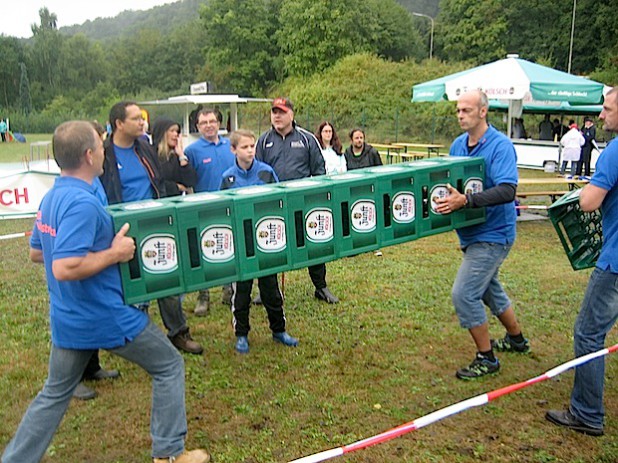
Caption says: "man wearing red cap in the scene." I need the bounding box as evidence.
[256,97,339,303]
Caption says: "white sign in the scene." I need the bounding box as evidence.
[201,225,234,263]
[190,81,209,95]
[351,200,376,233]
[140,234,178,274]
[305,208,334,243]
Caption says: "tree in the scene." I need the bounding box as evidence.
[0,36,24,108]
[436,0,507,64]
[200,0,281,95]
[29,8,63,103]
[19,62,32,115]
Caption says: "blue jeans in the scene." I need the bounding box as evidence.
[570,267,618,429]
[452,242,513,329]
[2,320,187,462]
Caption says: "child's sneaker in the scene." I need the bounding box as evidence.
[491,333,530,353]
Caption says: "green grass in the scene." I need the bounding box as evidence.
[0,216,616,463]
[0,134,53,164]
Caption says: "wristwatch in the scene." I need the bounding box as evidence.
[178,155,188,163]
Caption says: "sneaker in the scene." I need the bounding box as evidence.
[456,353,500,380]
[221,285,233,305]
[253,293,262,305]
[153,449,211,463]
[194,290,210,316]
[374,250,383,257]
[171,330,204,355]
[235,336,249,354]
[491,333,530,353]
[73,382,97,400]
[546,409,603,436]
[314,286,339,304]
[272,331,299,347]
[84,368,120,381]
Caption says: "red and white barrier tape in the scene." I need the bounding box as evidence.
[0,230,32,241]
[288,344,618,463]
[516,205,548,210]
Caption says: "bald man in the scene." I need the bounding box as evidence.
[435,90,529,379]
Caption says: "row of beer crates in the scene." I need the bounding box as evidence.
[108,157,486,304]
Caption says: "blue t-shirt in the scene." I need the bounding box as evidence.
[30,176,148,349]
[185,137,235,192]
[220,159,279,190]
[450,125,518,247]
[590,139,618,272]
[114,144,154,202]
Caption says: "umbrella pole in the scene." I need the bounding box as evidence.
[507,100,513,138]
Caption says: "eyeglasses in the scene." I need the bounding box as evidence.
[197,119,219,126]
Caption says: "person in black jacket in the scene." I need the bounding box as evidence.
[100,101,203,355]
[577,117,597,177]
[256,97,339,304]
[151,118,197,196]
[344,128,383,170]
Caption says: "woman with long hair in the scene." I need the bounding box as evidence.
[315,121,346,175]
[151,118,197,196]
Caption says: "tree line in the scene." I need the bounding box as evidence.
[0,0,615,135]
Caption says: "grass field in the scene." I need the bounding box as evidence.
[0,134,53,164]
[0,213,617,462]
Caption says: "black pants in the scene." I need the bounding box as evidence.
[232,275,285,337]
[308,263,327,290]
[576,146,593,176]
[82,351,102,379]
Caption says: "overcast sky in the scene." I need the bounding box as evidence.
[0,1,176,38]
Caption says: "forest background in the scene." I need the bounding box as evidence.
[0,0,617,143]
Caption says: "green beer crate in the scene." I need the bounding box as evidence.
[324,171,381,257]
[364,164,419,247]
[406,159,458,238]
[223,184,292,281]
[172,192,238,291]
[548,189,602,270]
[429,156,486,229]
[276,178,339,270]
[107,199,184,305]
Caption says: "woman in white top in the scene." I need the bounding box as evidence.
[560,122,585,177]
[315,121,346,175]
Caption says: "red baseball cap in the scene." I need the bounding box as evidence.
[272,97,294,113]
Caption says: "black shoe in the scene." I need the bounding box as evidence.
[84,368,120,381]
[73,382,97,400]
[314,287,339,304]
[456,353,500,380]
[546,409,603,436]
[491,333,530,353]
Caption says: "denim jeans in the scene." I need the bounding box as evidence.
[452,242,513,329]
[2,320,187,462]
[570,267,618,429]
[158,295,189,338]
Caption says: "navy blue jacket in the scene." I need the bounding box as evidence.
[220,159,279,190]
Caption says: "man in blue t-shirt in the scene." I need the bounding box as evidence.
[100,101,203,355]
[185,108,235,314]
[546,87,618,437]
[435,90,529,380]
[2,121,209,463]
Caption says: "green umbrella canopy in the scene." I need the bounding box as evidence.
[412,56,605,104]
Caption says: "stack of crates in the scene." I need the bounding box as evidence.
[106,199,184,305]
[548,189,603,270]
[107,156,487,304]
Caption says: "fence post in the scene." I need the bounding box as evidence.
[394,108,399,143]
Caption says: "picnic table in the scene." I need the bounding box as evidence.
[516,177,589,202]
[393,142,445,158]
[372,143,404,164]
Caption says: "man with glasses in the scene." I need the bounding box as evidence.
[185,108,235,314]
[100,101,204,356]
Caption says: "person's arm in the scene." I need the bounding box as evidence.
[30,248,44,263]
[435,183,516,213]
[579,184,607,212]
[52,223,135,281]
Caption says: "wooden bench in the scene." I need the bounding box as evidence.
[516,190,570,202]
[399,151,429,161]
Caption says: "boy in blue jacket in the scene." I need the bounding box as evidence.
[220,130,299,354]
